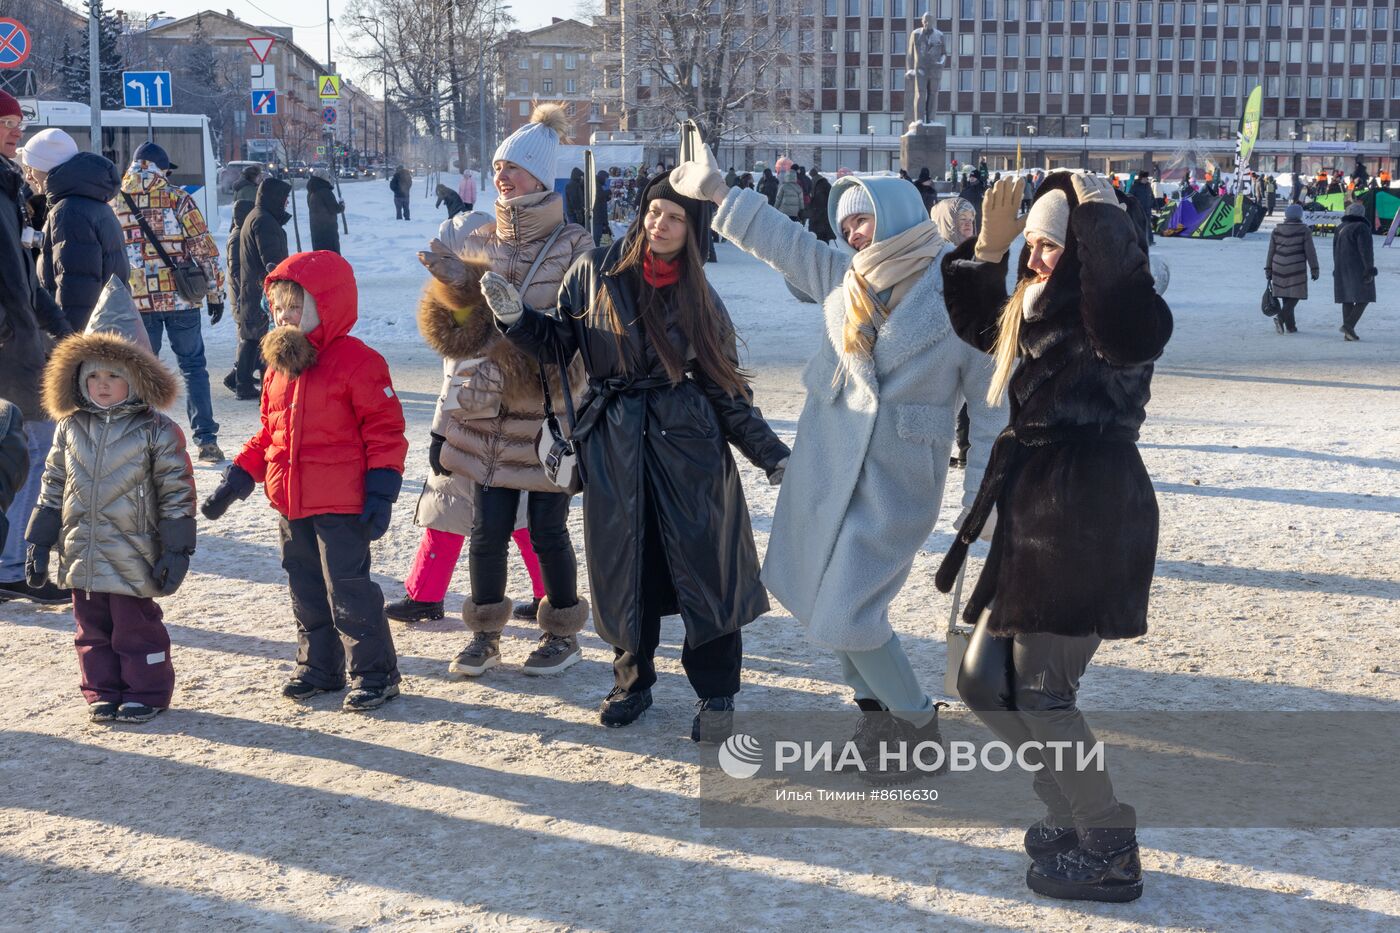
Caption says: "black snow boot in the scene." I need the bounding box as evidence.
[836,698,889,773]
[860,704,948,786]
[600,687,652,728]
[1024,816,1079,862]
[691,695,735,744]
[512,597,542,621]
[386,596,445,623]
[1026,806,1143,903]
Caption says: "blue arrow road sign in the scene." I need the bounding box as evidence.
[251,89,277,115]
[122,71,172,109]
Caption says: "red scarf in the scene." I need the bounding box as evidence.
[642,250,681,288]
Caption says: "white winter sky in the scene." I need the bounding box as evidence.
[127,0,580,87]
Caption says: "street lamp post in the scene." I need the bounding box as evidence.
[868,126,876,172]
[832,122,842,170]
[1081,123,1090,171]
[1026,125,1036,171]
[982,126,991,173]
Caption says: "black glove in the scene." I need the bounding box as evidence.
[428,432,450,477]
[359,467,402,541]
[23,506,61,587]
[1311,269,1320,281]
[208,302,224,325]
[201,464,255,520]
[25,544,49,588]
[152,517,196,595]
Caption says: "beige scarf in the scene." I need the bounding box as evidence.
[841,220,944,359]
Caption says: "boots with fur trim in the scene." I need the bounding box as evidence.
[536,596,589,637]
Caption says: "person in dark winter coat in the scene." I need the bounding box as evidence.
[390,165,413,220]
[1264,203,1319,334]
[484,173,790,741]
[1333,201,1377,340]
[26,144,129,333]
[232,177,291,398]
[222,199,256,394]
[937,171,1172,904]
[26,279,196,724]
[724,167,739,188]
[305,171,344,253]
[757,168,778,205]
[434,183,465,218]
[1128,172,1155,245]
[233,165,262,205]
[915,167,938,211]
[592,169,611,246]
[0,399,27,547]
[564,167,586,226]
[202,250,408,712]
[807,170,835,242]
[0,93,74,605]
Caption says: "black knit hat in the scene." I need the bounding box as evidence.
[641,172,708,245]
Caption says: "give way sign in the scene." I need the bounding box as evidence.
[247,36,275,63]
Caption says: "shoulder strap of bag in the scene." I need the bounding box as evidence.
[121,190,180,271]
[528,223,574,430]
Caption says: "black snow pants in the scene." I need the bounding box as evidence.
[468,484,578,609]
[957,613,1125,829]
[279,513,400,690]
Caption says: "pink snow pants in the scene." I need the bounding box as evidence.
[404,527,544,603]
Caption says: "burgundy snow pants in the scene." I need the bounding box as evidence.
[72,591,174,707]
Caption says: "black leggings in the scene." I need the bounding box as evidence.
[468,485,577,608]
[1342,302,1369,331]
[957,612,1122,828]
[1278,297,1300,330]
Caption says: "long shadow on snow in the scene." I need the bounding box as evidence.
[1141,441,1400,473]
[0,730,1011,932]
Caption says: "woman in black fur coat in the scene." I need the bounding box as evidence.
[935,171,1172,904]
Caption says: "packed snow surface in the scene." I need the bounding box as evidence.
[2,175,1397,931]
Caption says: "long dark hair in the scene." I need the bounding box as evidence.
[593,224,749,398]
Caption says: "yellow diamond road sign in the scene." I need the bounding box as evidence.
[318,75,340,99]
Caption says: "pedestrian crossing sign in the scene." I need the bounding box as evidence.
[318,75,340,99]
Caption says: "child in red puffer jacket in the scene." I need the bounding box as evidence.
[201,250,409,711]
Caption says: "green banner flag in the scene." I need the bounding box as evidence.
[1234,85,1264,225]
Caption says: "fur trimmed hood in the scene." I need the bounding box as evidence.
[261,325,318,379]
[418,275,570,409]
[43,332,178,419]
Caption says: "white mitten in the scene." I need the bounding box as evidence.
[670,145,727,203]
[480,271,523,325]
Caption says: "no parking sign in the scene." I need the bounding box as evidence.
[0,19,31,69]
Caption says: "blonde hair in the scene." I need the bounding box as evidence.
[266,279,305,314]
[986,276,1036,405]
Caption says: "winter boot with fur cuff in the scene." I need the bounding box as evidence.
[523,597,589,675]
[1026,806,1143,903]
[450,598,511,677]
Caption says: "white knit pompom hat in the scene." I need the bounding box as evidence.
[492,103,570,191]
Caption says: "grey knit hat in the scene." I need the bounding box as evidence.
[1284,203,1304,221]
[835,184,875,226]
[492,103,570,191]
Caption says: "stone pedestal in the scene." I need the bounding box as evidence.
[901,122,948,177]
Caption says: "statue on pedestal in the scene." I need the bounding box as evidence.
[906,13,948,127]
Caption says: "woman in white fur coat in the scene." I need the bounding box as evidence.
[672,153,1005,783]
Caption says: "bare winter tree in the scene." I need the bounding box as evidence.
[345,0,514,171]
[625,0,799,148]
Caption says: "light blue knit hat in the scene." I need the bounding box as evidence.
[492,103,570,191]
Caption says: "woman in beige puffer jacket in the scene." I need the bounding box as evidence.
[404,103,593,679]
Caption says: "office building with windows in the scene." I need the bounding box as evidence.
[599,0,1400,176]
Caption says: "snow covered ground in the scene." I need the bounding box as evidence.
[2,176,1397,931]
